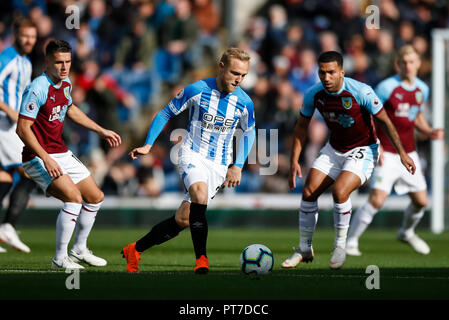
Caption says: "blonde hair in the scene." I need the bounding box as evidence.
[219,48,250,66]
[397,45,419,59]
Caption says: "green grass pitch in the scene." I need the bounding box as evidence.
[0,227,448,300]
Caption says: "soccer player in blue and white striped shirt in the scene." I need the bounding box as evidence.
[0,19,37,254]
[122,48,256,273]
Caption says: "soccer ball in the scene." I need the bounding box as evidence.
[239,244,274,275]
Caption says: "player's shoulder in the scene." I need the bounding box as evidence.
[414,77,429,99]
[0,46,18,70]
[234,86,253,105]
[375,75,401,92]
[304,81,325,99]
[29,73,51,89]
[344,77,374,95]
[178,78,211,100]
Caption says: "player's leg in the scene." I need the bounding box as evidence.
[67,175,108,266]
[346,189,388,256]
[46,175,85,269]
[0,169,13,253]
[282,168,334,268]
[0,168,36,253]
[397,190,430,254]
[121,201,189,273]
[188,181,210,274]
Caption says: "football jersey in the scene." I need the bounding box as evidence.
[147,77,256,166]
[301,77,383,153]
[19,72,73,162]
[374,74,429,154]
[0,46,32,129]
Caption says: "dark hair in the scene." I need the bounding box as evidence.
[13,18,37,35]
[318,51,343,67]
[45,39,72,56]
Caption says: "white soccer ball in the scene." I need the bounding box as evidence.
[240,244,274,275]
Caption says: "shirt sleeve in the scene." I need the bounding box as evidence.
[358,84,383,115]
[19,79,47,120]
[300,88,316,118]
[240,100,256,132]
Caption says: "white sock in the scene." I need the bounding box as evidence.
[298,200,318,252]
[333,199,352,249]
[347,201,378,246]
[399,203,425,238]
[55,202,82,261]
[72,201,103,253]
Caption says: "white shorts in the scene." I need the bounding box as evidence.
[371,151,426,195]
[178,148,228,204]
[0,123,24,169]
[23,150,91,194]
[312,142,379,185]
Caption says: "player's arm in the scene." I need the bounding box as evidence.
[129,84,196,160]
[289,114,311,189]
[129,106,174,159]
[374,109,416,174]
[16,117,63,178]
[66,104,121,148]
[414,113,444,140]
[223,126,256,188]
[0,100,19,122]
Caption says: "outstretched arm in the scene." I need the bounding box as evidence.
[289,114,311,189]
[414,113,444,140]
[66,104,121,148]
[129,107,173,159]
[374,109,415,174]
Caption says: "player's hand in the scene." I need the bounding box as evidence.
[99,129,121,148]
[430,128,444,140]
[400,152,416,175]
[129,144,151,160]
[222,165,242,188]
[289,162,302,189]
[43,156,63,179]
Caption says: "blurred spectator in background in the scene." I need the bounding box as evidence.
[2,0,445,196]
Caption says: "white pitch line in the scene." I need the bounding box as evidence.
[1,270,448,281]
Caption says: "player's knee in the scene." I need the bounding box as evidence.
[411,199,427,210]
[84,190,104,204]
[332,188,350,204]
[189,186,208,204]
[369,197,384,210]
[175,214,189,228]
[302,187,318,202]
[67,191,83,204]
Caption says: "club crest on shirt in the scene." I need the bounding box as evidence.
[341,97,352,109]
[415,91,423,104]
[64,86,70,100]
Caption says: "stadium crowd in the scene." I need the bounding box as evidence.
[0,0,447,197]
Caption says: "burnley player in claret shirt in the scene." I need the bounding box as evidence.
[347,45,444,257]
[16,40,121,269]
[282,51,415,270]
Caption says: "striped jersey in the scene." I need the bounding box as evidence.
[374,74,429,154]
[19,73,73,162]
[301,77,383,153]
[0,46,32,129]
[150,77,256,166]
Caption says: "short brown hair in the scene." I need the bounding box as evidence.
[13,18,37,35]
[219,48,250,66]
